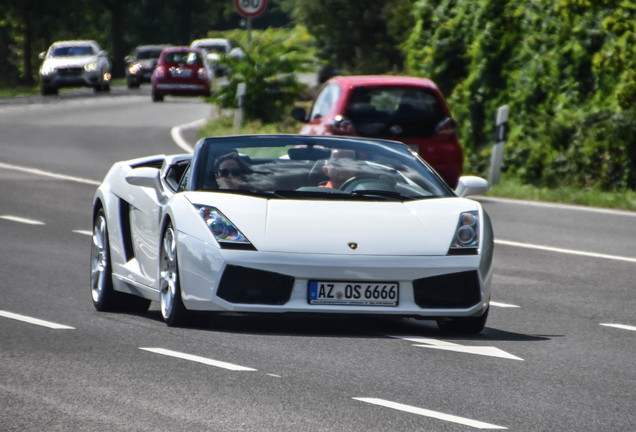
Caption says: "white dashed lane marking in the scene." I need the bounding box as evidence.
[390,336,524,361]
[139,347,257,371]
[490,301,520,308]
[0,215,45,225]
[0,310,75,329]
[600,323,636,332]
[353,397,507,429]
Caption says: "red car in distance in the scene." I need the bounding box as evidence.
[292,75,463,187]
[151,46,214,102]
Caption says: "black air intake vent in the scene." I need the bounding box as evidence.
[118,199,134,261]
[217,265,294,305]
[413,270,481,308]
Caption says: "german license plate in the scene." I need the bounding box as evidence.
[170,68,192,78]
[308,281,398,306]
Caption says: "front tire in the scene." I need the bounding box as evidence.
[436,307,489,334]
[160,224,189,326]
[152,88,164,102]
[91,208,150,313]
[41,86,58,96]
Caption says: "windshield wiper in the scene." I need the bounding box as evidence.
[349,189,417,201]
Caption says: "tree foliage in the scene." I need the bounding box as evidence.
[1,0,635,190]
[404,0,636,189]
[212,27,314,123]
[0,0,291,84]
[278,0,408,73]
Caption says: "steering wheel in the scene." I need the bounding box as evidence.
[338,176,363,192]
[339,176,392,193]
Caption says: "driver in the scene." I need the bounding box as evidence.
[213,151,250,190]
[319,149,357,189]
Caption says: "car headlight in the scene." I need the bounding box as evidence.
[84,62,98,72]
[448,210,479,255]
[128,63,142,75]
[40,64,56,75]
[194,205,252,247]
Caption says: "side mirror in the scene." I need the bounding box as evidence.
[39,52,46,61]
[291,107,307,122]
[125,167,162,195]
[454,176,490,197]
[98,50,109,58]
[229,47,245,58]
[124,55,133,63]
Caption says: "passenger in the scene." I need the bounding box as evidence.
[319,149,357,189]
[213,152,249,190]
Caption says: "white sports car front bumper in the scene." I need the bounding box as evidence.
[177,232,491,318]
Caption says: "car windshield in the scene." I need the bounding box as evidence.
[345,86,446,138]
[136,49,163,60]
[163,51,202,65]
[51,45,95,56]
[185,135,452,200]
[199,44,228,54]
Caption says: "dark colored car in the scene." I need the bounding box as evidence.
[292,75,463,187]
[125,44,170,88]
[150,47,214,102]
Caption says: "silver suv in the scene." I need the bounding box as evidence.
[39,40,112,95]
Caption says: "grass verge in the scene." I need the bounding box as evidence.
[0,85,40,97]
[489,176,636,211]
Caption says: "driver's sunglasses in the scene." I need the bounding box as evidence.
[217,168,243,177]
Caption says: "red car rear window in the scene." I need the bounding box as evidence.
[345,87,445,138]
[162,51,203,66]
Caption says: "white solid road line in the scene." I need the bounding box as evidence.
[139,347,257,371]
[478,196,636,218]
[0,215,45,225]
[353,397,507,430]
[170,118,207,153]
[0,161,100,185]
[495,239,636,264]
[0,310,75,329]
[600,323,636,332]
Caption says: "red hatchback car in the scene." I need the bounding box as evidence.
[292,75,463,187]
[151,46,213,102]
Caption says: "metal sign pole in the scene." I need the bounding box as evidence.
[247,17,252,46]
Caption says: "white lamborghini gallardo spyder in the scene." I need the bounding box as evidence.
[91,135,493,332]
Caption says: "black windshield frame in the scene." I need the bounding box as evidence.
[187,135,454,198]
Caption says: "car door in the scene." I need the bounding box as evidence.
[125,175,165,288]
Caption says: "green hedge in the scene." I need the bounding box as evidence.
[404,0,636,190]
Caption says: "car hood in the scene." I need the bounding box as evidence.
[43,56,99,68]
[183,193,480,256]
[134,59,157,68]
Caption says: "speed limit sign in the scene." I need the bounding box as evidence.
[234,0,268,18]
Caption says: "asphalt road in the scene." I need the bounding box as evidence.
[1,87,634,431]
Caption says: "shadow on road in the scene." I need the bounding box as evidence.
[139,308,553,342]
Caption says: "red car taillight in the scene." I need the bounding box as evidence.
[328,115,355,134]
[154,65,166,78]
[435,117,458,136]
